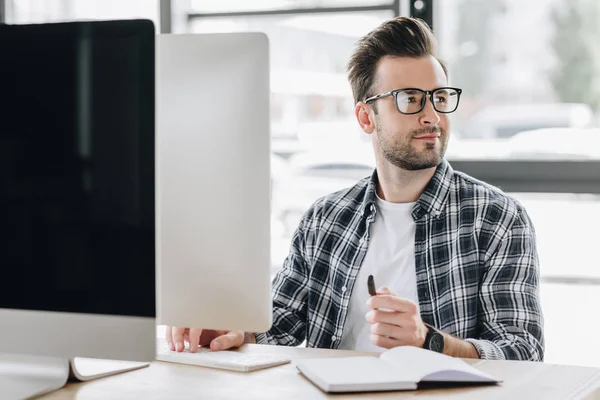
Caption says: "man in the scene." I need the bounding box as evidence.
[166,17,544,361]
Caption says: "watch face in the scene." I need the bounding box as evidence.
[430,333,444,353]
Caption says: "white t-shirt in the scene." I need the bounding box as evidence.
[338,195,419,353]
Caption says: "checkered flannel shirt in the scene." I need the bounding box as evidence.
[255,159,544,361]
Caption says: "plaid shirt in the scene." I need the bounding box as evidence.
[255,159,544,361]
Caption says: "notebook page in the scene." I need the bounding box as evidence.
[380,346,497,383]
[296,356,419,388]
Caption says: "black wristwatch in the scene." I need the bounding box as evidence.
[423,323,445,353]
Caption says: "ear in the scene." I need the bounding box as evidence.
[355,101,375,135]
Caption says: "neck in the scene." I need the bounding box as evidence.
[375,159,437,203]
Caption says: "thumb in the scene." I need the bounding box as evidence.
[210,331,244,351]
[377,286,394,295]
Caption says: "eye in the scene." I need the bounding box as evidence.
[396,96,415,104]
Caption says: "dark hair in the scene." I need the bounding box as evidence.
[347,17,448,106]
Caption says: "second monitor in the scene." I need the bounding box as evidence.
[156,32,273,333]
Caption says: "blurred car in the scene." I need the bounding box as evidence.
[461,103,594,140]
[507,128,600,160]
[272,147,375,236]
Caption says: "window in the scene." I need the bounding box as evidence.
[517,191,600,367]
[6,0,160,30]
[436,0,600,164]
[187,0,396,14]
[308,163,373,171]
[438,0,600,368]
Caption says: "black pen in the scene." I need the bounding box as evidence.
[367,275,376,296]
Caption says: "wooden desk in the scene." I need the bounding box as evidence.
[41,344,600,399]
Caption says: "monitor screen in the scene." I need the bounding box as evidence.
[0,20,155,318]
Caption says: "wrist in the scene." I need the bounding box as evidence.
[417,323,428,348]
[244,332,257,344]
[422,323,445,353]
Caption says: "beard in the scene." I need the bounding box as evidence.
[376,122,448,171]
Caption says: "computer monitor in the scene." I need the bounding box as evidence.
[156,33,272,333]
[0,20,156,398]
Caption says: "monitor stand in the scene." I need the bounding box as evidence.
[0,353,149,399]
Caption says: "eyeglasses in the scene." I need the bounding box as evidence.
[364,87,463,115]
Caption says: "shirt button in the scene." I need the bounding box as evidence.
[341,286,347,293]
[332,336,337,341]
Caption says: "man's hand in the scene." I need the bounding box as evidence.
[165,326,255,353]
[365,287,428,349]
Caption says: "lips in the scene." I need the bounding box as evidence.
[413,134,440,139]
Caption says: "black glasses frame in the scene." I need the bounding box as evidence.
[364,87,463,115]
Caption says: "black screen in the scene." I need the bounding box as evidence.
[0,20,155,318]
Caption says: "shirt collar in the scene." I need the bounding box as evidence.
[362,159,453,219]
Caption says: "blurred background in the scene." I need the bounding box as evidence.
[5,0,600,367]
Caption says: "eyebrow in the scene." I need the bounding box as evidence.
[395,87,449,92]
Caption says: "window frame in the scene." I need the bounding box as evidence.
[185,1,402,20]
[449,160,600,194]
[0,0,6,23]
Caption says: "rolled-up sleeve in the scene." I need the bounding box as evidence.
[468,209,545,361]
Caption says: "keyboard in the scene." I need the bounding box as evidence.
[155,338,291,372]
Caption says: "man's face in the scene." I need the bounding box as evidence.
[366,55,450,171]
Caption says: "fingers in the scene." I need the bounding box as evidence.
[171,326,187,352]
[377,286,395,295]
[365,309,421,327]
[199,329,227,347]
[210,331,245,351]
[370,333,403,349]
[366,309,404,326]
[188,328,203,353]
[369,321,418,344]
[370,322,401,338]
[367,294,418,314]
[165,326,174,351]
[369,323,426,349]
[369,321,419,343]
[367,315,429,348]
[165,328,246,352]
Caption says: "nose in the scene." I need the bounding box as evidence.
[418,95,441,126]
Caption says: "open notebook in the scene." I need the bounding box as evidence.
[296,346,500,393]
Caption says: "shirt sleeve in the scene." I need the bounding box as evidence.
[255,217,310,347]
[467,208,545,361]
